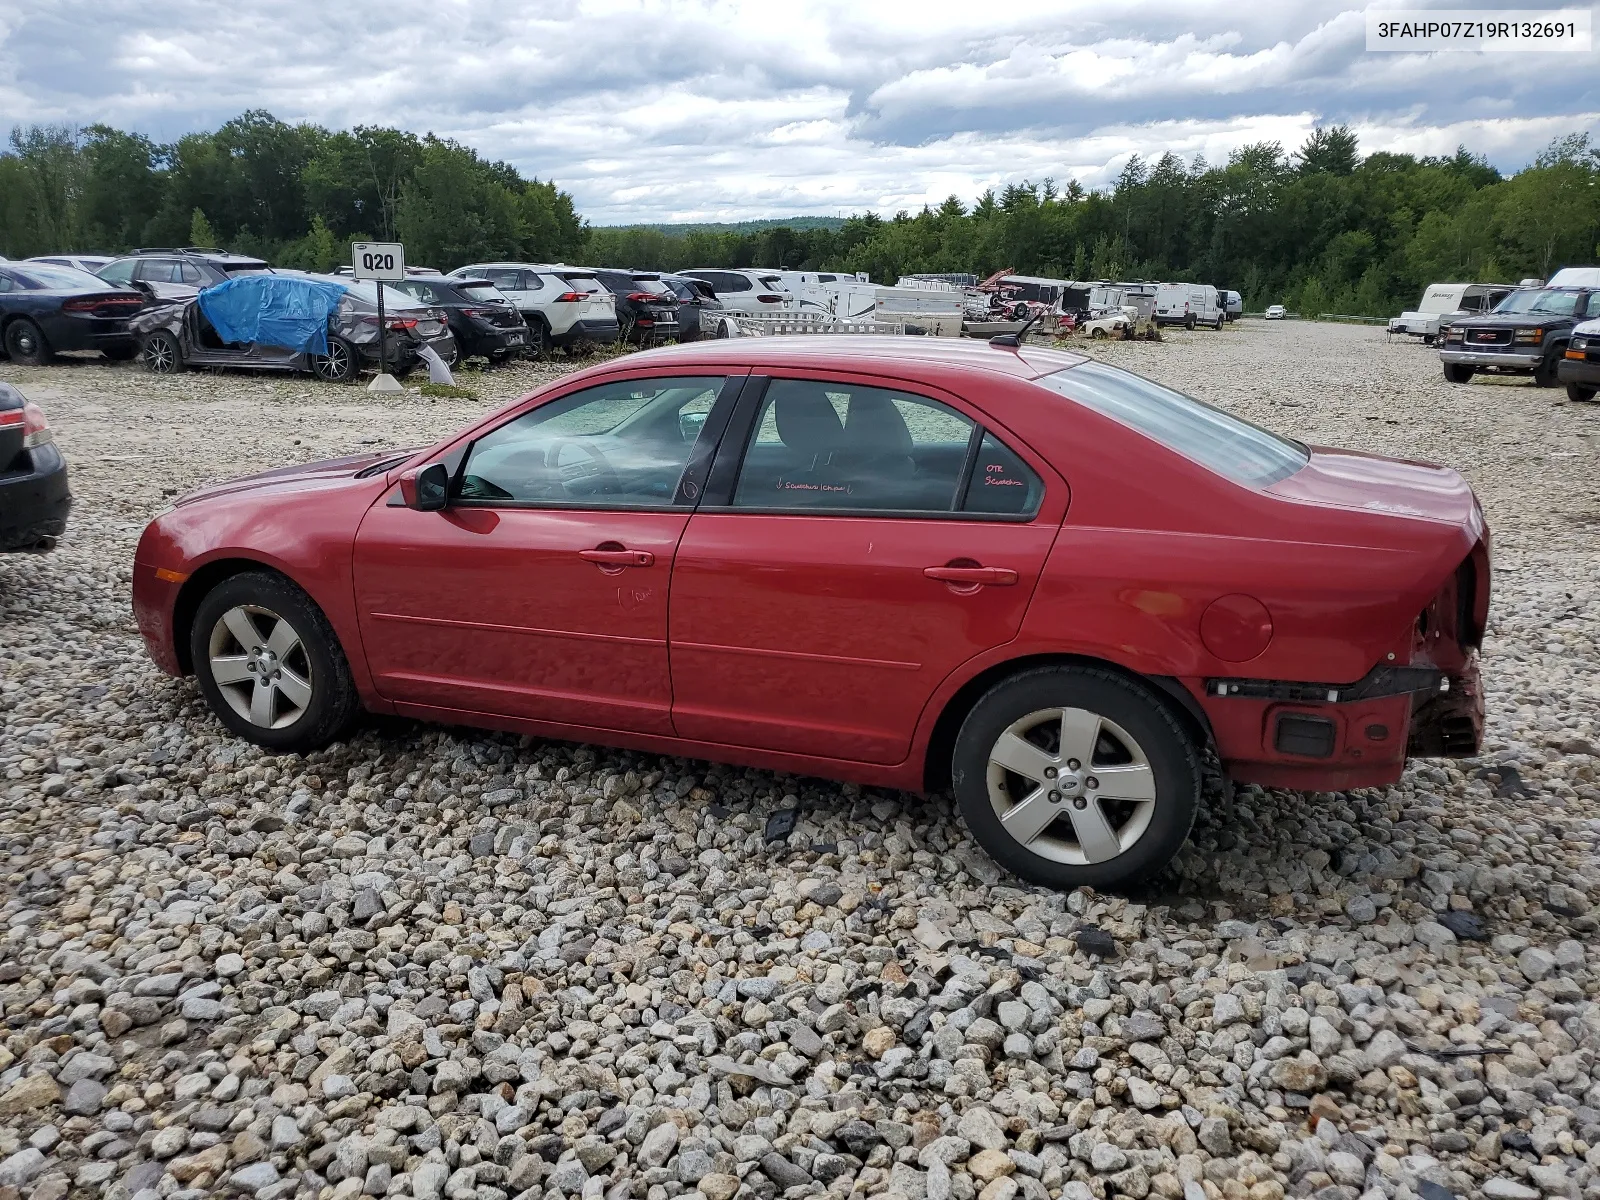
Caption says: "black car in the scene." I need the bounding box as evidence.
[656,273,723,342]
[387,276,528,363]
[593,268,679,344]
[0,262,146,364]
[97,247,270,301]
[0,382,69,553]
[1439,286,1600,385]
[1559,319,1600,402]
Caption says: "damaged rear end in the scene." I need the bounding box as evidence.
[1405,531,1490,758]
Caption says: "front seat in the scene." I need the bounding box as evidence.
[770,388,845,503]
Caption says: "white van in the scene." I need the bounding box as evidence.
[1155,283,1222,329]
[1548,267,1600,287]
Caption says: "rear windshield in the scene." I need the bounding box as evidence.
[8,264,109,290]
[558,274,601,292]
[341,280,429,309]
[221,261,270,274]
[1037,361,1308,487]
[757,275,786,289]
[456,282,510,301]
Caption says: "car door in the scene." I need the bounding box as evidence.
[352,371,743,735]
[668,371,1068,765]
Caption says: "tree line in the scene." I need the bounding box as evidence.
[3,113,1598,316]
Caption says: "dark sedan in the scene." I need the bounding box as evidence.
[0,262,145,364]
[388,276,528,363]
[0,381,69,553]
[593,268,679,344]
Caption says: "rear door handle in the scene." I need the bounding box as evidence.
[580,548,655,567]
[924,565,1018,586]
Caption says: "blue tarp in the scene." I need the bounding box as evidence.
[197,275,350,356]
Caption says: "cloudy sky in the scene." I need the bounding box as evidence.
[2,1,1597,223]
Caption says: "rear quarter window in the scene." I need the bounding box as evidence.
[1038,360,1308,487]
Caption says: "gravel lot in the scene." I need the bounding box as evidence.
[2,323,1598,1200]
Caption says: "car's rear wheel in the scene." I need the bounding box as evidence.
[142,331,183,374]
[5,319,53,366]
[1214,315,1224,330]
[310,336,358,383]
[952,666,1201,890]
[1570,382,1598,403]
[1534,349,1562,388]
[191,571,359,752]
[1090,327,1107,340]
[1443,362,1475,384]
[1184,314,1196,330]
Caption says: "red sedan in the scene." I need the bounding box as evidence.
[133,338,1488,889]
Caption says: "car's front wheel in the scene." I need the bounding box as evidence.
[1570,382,1598,403]
[952,666,1201,890]
[142,331,183,374]
[1443,362,1475,384]
[191,571,359,752]
[1534,349,1562,388]
[310,336,359,383]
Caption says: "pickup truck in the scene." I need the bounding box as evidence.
[1559,317,1600,402]
[1439,285,1600,386]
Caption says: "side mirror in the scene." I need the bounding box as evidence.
[399,463,450,511]
[680,410,708,441]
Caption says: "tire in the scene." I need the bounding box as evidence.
[310,336,359,383]
[141,331,183,374]
[1214,316,1224,330]
[951,666,1202,891]
[1534,349,1562,388]
[103,344,138,361]
[1443,362,1475,385]
[5,318,53,366]
[190,570,360,753]
[1569,382,1598,403]
[1423,334,1436,346]
[1090,327,1107,340]
[530,317,553,359]
[1184,314,1196,331]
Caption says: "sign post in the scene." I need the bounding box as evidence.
[351,242,406,393]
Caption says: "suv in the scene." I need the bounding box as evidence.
[592,269,679,344]
[446,264,619,354]
[678,269,795,317]
[0,382,69,553]
[656,273,723,341]
[97,247,270,300]
[1439,285,1600,386]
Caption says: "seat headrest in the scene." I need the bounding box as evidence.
[843,393,914,457]
[774,389,844,457]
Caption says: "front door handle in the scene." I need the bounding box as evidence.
[581,547,655,567]
[924,565,1018,586]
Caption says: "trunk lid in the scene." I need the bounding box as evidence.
[1268,446,1484,534]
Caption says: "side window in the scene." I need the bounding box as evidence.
[521,272,545,291]
[180,261,205,285]
[481,269,522,290]
[457,376,726,508]
[98,260,135,285]
[1585,292,1600,318]
[732,380,975,512]
[962,433,1043,515]
[715,272,750,293]
[0,273,12,294]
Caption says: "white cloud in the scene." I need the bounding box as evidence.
[0,0,1595,222]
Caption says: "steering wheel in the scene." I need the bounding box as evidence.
[545,438,622,499]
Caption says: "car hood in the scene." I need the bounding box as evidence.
[175,450,422,507]
[1572,318,1600,337]
[1268,446,1483,533]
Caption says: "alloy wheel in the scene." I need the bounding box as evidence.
[207,605,314,729]
[144,336,175,372]
[985,706,1157,865]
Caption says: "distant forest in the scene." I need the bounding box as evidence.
[2,112,1598,316]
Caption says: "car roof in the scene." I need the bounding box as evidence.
[580,335,1086,383]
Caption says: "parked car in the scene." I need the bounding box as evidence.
[0,261,145,363]
[387,276,527,363]
[132,274,455,382]
[593,268,679,343]
[655,273,723,341]
[1155,283,1223,329]
[1558,317,1600,402]
[28,254,114,274]
[1264,305,1287,320]
[679,269,795,317]
[446,263,620,354]
[0,382,69,553]
[132,337,1489,891]
[1438,284,1600,385]
[1389,282,1515,343]
[98,247,271,296]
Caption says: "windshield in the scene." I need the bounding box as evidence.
[456,282,511,302]
[1037,361,1308,487]
[1494,288,1583,316]
[11,263,113,290]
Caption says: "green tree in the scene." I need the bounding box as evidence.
[190,207,218,248]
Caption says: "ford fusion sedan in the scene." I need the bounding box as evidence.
[132,338,1489,890]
